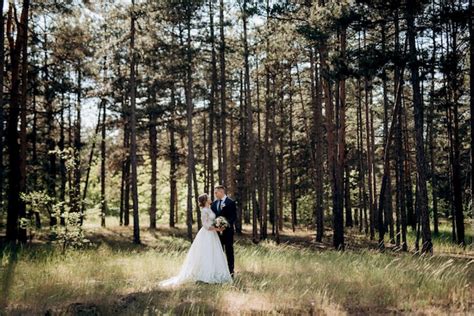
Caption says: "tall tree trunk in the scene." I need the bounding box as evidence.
[381,23,394,243]
[270,75,279,244]
[289,66,297,232]
[0,0,4,212]
[261,48,271,241]
[356,75,364,232]
[469,0,473,226]
[100,57,107,228]
[43,30,57,227]
[396,83,408,251]
[130,0,140,244]
[82,107,101,216]
[428,10,438,234]
[320,42,339,248]
[59,88,67,226]
[184,8,196,241]
[356,33,367,234]
[122,110,131,227]
[394,8,407,250]
[5,0,30,243]
[169,121,177,228]
[73,66,82,222]
[403,103,416,231]
[310,48,324,242]
[169,84,178,227]
[208,0,216,193]
[446,106,457,241]
[447,12,465,246]
[278,86,284,232]
[242,0,258,241]
[19,0,29,242]
[333,26,346,250]
[450,96,465,246]
[149,111,157,230]
[219,0,227,186]
[376,61,406,250]
[364,76,374,240]
[236,69,246,233]
[406,0,432,253]
[68,95,74,213]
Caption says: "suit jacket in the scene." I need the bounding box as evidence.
[211,196,236,232]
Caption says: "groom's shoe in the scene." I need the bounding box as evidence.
[230,272,234,279]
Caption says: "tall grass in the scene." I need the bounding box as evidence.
[1,224,472,314]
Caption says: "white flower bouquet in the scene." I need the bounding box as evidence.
[213,216,229,229]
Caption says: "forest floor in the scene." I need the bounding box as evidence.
[0,218,473,315]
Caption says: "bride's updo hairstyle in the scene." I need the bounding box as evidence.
[198,193,208,208]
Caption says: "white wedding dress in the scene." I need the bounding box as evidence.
[159,207,233,287]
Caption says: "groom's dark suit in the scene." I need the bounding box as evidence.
[211,196,236,275]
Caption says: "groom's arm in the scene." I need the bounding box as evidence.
[226,200,237,226]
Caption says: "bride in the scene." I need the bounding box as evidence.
[159,193,233,287]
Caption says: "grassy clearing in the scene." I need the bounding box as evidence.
[0,220,473,315]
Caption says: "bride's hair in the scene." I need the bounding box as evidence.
[198,193,208,208]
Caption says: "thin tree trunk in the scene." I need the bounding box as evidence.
[356,73,363,232]
[236,69,245,233]
[289,65,297,232]
[334,26,346,249]
[73,66,82,223]
[381,23,394,243]
[406,1,432,253]
[344,162,352,227]
[122,111,131,227]
[428,9,438,234]
[448,13,465,246]
[149,111,157,230]
[19,0,29,241]
[208,0,216,193]
[130,0,140,244]
[356,32,367,234]
[270,75,279,244]
[219,0,227,186]
[59,87,66,226]
[446,107,457,241]
[309,48,324,242]
[364,76,374,240]
[278,90,284,232]
[169,85,178,228]
[0,0,4,211]
[396,84,408,251]
[261,56,270,241]
[81,109,101,215]
[469,0,474,228]
[256,57,264,237]
[242,0,258,241]
[43,30,57,227]
[100,57,107,228]
[184,8,196,241]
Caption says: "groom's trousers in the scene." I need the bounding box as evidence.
[219,229,234,274]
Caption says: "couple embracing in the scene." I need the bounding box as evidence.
[159,185,236,287]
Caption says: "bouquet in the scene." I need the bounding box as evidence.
[213,216,229,229]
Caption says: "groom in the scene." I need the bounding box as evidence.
[211,185,236,278]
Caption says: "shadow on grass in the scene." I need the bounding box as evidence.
[31,286,222,315]
[0,243,18,309]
